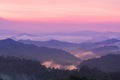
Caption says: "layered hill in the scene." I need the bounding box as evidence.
[19,39,120,60]
[0,38,80,69]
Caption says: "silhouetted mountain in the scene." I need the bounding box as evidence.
[79,38,120,57]
[19,39,78,48]
[79,54,120,72]
[0,38,80,68]
[95,39,120,45]
[91,45,120,55]
[88,39,120,55]
[19,39,120,60]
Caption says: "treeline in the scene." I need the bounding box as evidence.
[0,56,119,80]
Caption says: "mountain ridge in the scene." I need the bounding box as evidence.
[0,38,81,69]
[19,38,120,60]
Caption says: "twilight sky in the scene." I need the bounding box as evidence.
[0,0,120,33]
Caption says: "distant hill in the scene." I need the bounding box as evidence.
[79,54,120,72]
[0,38,80,69]
[89,39,120,55]
[19,39,78,49]
[19,39,120,60]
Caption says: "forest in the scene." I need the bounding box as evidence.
[0,56,119,80]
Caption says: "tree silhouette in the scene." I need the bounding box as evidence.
[66,75,89,80]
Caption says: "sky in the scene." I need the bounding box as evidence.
[0,0,120,33]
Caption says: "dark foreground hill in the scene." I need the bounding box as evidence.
[0,56,69,80]
[0,56,119,80]
[79,54,120,72]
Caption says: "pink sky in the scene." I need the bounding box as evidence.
[0,0,120,22]
[0,0,120,33]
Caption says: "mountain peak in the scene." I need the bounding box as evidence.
[0,38,15,43]
[48,40,60,42]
